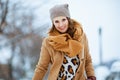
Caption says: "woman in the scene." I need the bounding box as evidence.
[32,4,96,80]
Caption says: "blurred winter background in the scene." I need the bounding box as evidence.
[0,0,120,80]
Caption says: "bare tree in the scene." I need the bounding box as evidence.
[0,0,9,33]
[0,0,44,79]
[0,0,51,79]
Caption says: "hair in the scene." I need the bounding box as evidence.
[49,17,76,38]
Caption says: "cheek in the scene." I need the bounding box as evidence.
[65,21,69,28]
[53,22,58,27]
[54,24,59,30]
[54,24,59,28]
[65,20,69,25]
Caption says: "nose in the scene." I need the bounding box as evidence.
[59,22,63,27]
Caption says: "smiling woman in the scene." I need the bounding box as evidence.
[32,4,96,80]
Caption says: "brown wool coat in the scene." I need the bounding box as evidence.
[32,20,95,80]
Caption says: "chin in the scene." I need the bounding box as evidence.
[61,30,67,33]
[58,30,66,34]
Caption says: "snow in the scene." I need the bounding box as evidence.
[110,60,120,72]
[95,66,110,80]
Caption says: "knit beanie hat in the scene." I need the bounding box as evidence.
[49,4,70,20]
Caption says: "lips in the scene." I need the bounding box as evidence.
[58,26,66,30]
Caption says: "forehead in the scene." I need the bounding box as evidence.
[53,16,66,21]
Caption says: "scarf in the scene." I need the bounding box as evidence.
[48,20,84,57]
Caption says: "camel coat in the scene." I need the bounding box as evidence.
[32,20,95,80]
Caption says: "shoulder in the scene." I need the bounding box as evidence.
[71,19,83,28]
[42,37,51,47]
[42,37,48,44]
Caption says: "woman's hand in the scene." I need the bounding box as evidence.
[87,76,96,80]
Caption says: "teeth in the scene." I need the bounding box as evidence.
[60,27,65,29]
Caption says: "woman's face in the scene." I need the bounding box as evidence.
[53,16,69,33]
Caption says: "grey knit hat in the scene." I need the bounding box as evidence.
[49,4,70,20]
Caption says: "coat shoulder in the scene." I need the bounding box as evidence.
[42,37,51,48]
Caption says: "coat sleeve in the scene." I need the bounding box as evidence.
[32,38,51,80]
[84,34,96,78]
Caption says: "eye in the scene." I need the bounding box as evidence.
[62,18,66,22]
[55,20,59,23]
